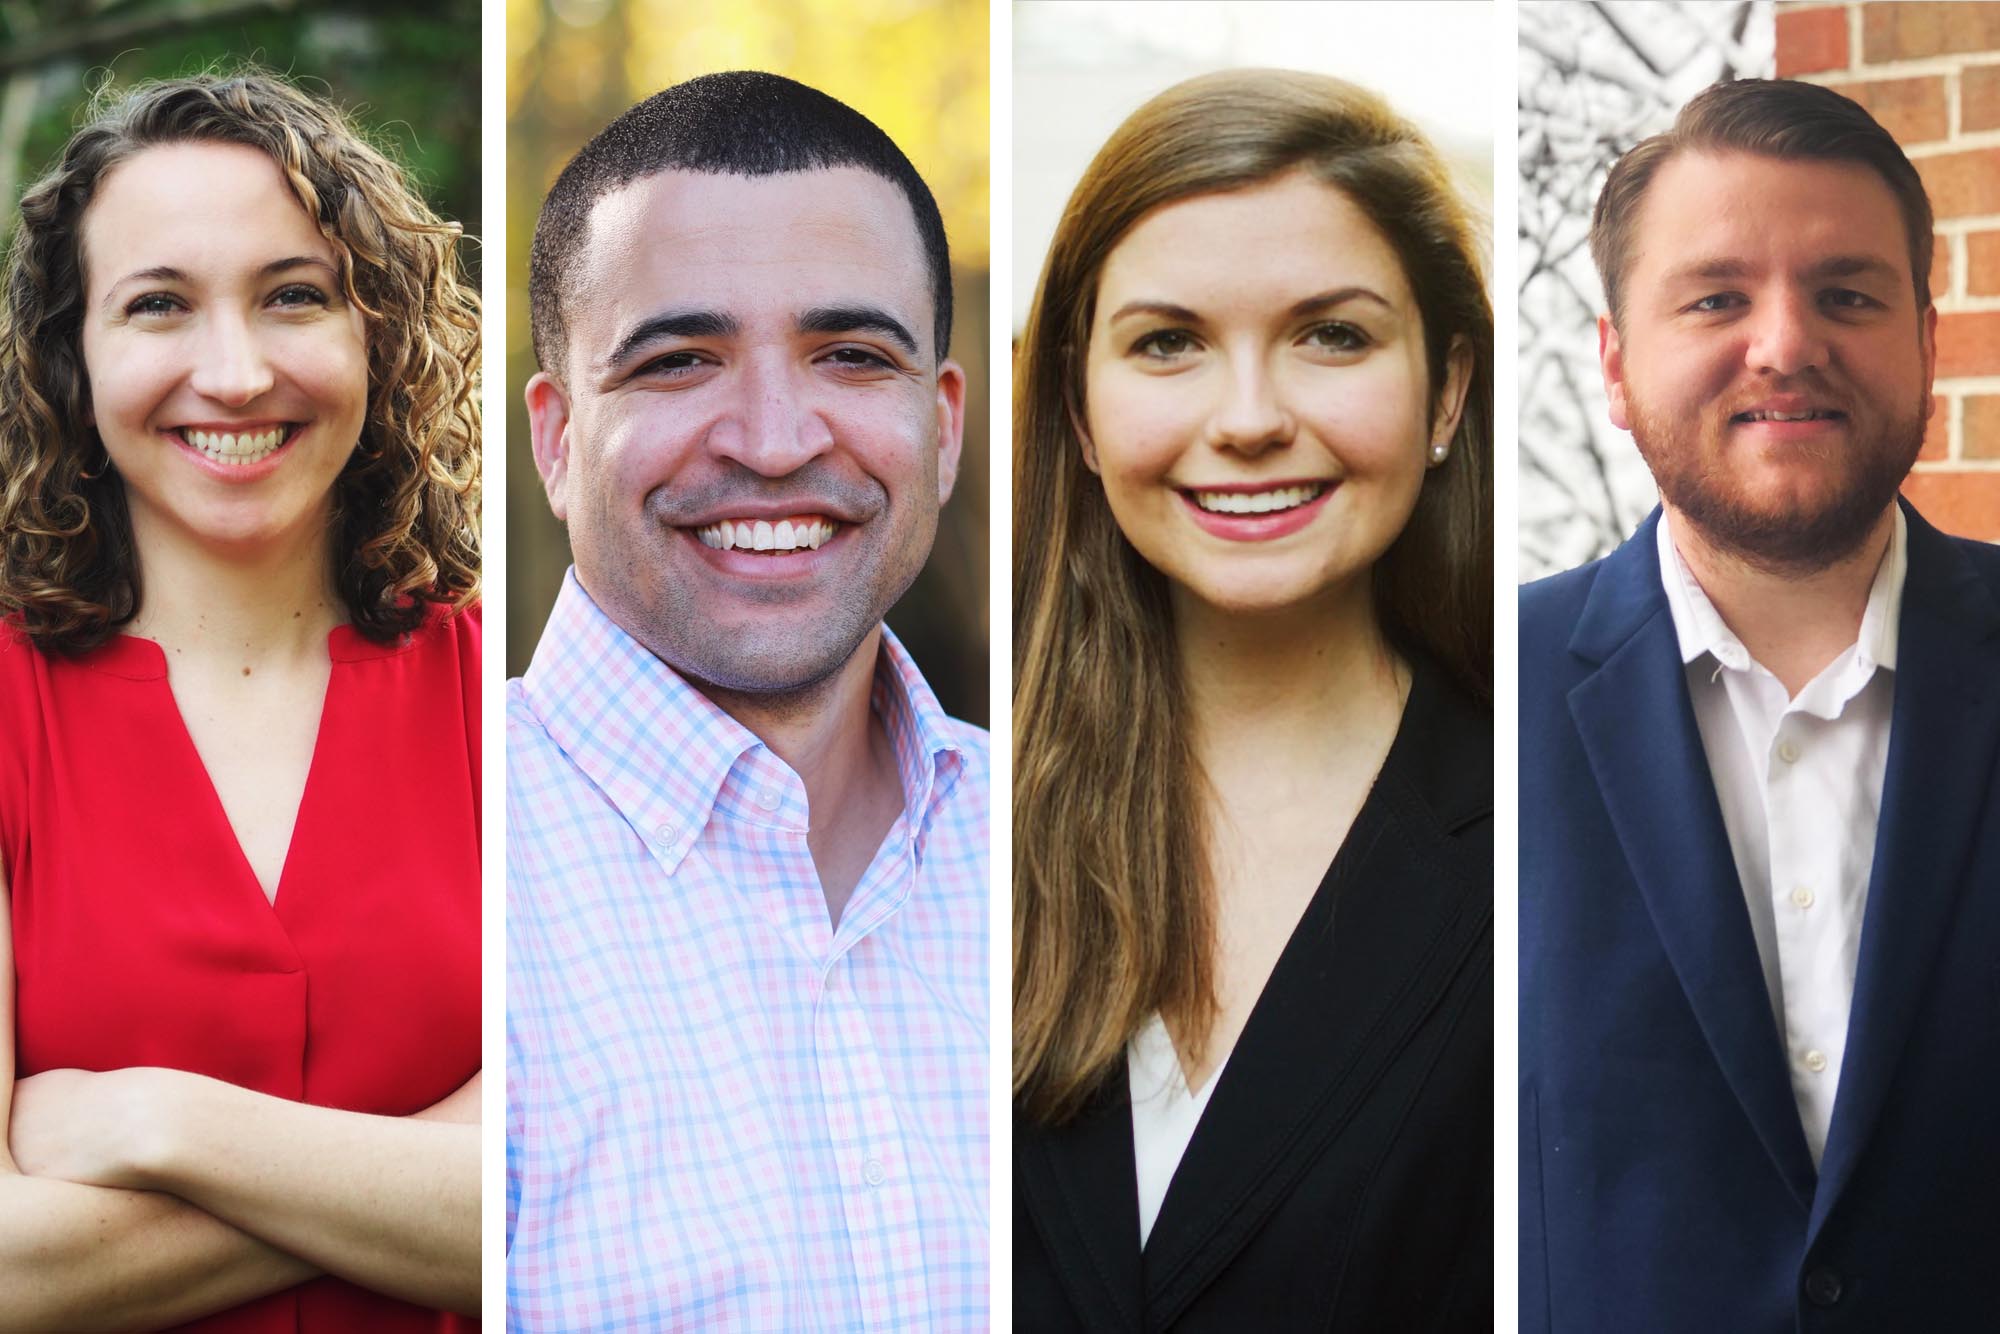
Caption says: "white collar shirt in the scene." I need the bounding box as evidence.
[1656,510,1904,1166]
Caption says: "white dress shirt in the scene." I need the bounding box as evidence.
[1656,511,1904,1166]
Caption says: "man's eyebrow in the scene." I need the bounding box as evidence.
[1659,257,1757,286]
[1659,255,1903,286]
[1804,254,1902,283]
[604,309,741,368]
[797,305,919,356]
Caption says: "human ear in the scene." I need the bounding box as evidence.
[1429,335,1475,460]
[524,372,575,521]
[1599,314,1632,431]
[934,358,967,504]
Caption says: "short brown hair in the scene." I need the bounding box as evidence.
[1013,69,1492,1125]
[0,69,480,653]
[1590,77,1934,326]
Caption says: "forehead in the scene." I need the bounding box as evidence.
[1628,149,1913,289]
[571,166,932,353]
[1094,170,1414,318]
[83,141,328,288]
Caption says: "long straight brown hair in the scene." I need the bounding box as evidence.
[1013,70,1493,1126]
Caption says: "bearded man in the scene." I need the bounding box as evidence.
[1520,77,2000,1331]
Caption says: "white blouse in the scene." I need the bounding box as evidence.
[1128,1013,1231,1247]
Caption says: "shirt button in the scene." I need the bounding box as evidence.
[757,788,780,811]
[1791,886,1815,910]
[1803,1049,1828,1074]
[1803,1266,1844,1307]
[654,823,675,843]
[1776,739,1801,764]
[862,1158,886,1187]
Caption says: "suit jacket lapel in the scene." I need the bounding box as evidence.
[1810,503,2000,1236]
[1567,512,1818,1207]
[1016,1072,1146,1332]
[1141,666,1490,1324]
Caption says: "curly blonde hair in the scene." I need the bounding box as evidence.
[0,68,480,652]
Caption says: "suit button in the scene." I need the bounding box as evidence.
[1804,1267,1844,1307]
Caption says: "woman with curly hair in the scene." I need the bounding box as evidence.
[0,70,480,1328]
[1013,70,1492,1328]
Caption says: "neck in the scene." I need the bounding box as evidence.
[1666,503,1894,697]
[1174,579,1406,772]
[693,626,904,926]
[125,500,342,665]
[699,628,886,796]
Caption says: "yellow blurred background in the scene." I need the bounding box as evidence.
[504,0,991,722]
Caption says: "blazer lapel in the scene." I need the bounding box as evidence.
[1810,503,2000,1236]
[1566,513,1818,1208]
[1016,1073,1146,1332]
[1140,666,1490,1325]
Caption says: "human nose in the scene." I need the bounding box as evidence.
[186,310,275,406]
[1745,293,1830,378]
[1204,351,1293,456]
[705,356,834,477]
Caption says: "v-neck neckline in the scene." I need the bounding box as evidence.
[117,629,346,912]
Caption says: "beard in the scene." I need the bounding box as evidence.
[1627,376,1925,577]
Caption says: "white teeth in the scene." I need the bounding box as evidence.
[1190,483,1328,515]
[694,517,837,552]
[1742,410,1831,422]
[182,426,287,464]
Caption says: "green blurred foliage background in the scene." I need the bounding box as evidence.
[0,0,481,268]
[506,0,990,724]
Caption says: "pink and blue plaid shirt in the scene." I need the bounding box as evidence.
[506,573,988,1331]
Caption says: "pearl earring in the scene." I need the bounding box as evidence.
[1429,441,1449,465]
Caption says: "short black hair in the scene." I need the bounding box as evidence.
[528,70,953,378]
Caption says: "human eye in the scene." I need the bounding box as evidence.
[635,350,710,378]
[124,292,185,318]
[1302,321,1371,355]
[1821,288,1883,312]
[1685,293,1744,315]
[1131,328,1199,361]
[268,282,330,310]
[821,345,898,374]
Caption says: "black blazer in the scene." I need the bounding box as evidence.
[1015,663,1493,1331]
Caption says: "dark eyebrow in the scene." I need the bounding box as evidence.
[604,308,742,368]
[1106,299,1201,325]
[261,255,338,279]
[102,257,339,311]
[1106,288,1395,327]
[1288,286,1393,317]
[797,305,919,356]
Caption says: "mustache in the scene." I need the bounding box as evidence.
[1717,374,1852,419]
[647,460,885,526]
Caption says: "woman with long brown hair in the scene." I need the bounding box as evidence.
[1013,69,1492,1328]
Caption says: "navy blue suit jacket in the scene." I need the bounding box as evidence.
[1520,502,2000,1332]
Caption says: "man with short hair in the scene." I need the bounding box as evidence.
[1521,78,2000,1330]
[505,71,986,1331]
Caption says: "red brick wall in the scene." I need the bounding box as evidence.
[1782,1,2000,539]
